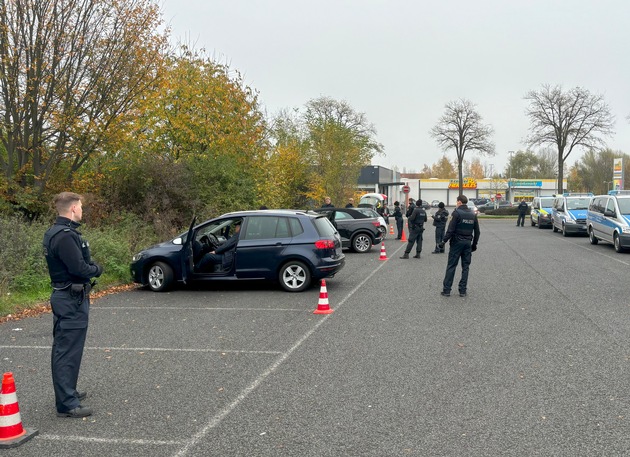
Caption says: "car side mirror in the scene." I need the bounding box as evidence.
[604,209,616,218]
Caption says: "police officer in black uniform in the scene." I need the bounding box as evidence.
[439,195,480,297]
[43,192,103,418]
[400,199,427,258]
[392,201,404,239]
[431,202,449,253]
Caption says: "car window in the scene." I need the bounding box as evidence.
[242,216,290,240]
[618,199,630,215]
[334,211,353,220]
[606,198,616,214]
[312,216,337,236]
[288,217,304,236]
[540,197,554,208]
[566,197,590,210]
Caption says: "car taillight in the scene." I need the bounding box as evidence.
[372,221,380,227]
[315,239,335,249]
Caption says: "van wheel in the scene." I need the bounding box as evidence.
[589,228,599,245]
[279,261,311,292]
[531,218,536,226]
[614,233,624,253]
[552,224,558,233]
[147,261,173,292]
[562,224,569,237]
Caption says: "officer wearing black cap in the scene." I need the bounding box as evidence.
[438,194,480,297]
[431,202,449,253]
[43,192,103,418]
[400,199,427,259]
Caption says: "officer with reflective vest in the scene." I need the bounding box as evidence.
[43,192,103,418]
[439,194,480,297]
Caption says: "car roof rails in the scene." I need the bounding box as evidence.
[562,192,593,197]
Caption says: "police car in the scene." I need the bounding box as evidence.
[586,191,630,252]
[551,193,592,236]
[530,196,554,228]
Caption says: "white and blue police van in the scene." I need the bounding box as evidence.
[551,193,592,236]
[586,191,630,253]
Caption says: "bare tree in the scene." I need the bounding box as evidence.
[524,84,614,194]
[430,99,495,195]
[0,0,167,203]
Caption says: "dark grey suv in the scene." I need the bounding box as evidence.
[313,208,384,253]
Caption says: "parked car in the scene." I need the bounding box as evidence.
[530,196,555,228]
[419,200,431,210]
[587,192,630,252]
[431,200,440,208]
[551,193,592,236]
[354,207,387,236]
[313,207,384,253]
[478,200,512,212]
[130,210,345,293]
[473,198,490,206]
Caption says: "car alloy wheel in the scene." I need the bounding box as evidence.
[147,261,173,292]
[589,228,598,245]
[352,234,373,253]
[279,261,311,292]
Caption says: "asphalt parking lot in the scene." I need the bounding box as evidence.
[3,218,630,456]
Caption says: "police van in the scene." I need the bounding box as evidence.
[530,196,555,228]
[551,193,592,236]
[586,191,630,253]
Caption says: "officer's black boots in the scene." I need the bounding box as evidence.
[400,253,409,259]
[413,253,421,258]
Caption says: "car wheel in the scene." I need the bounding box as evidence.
[614,233,624,253]
[351,233,373,253]
[589,228,599,245]
[562,223,569,237]
[537,218,544,229]
[531,217,536,227]
[552,223,558,233]
[279,261,311,292]
[147,261,173,292]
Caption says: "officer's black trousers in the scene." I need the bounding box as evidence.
[395,219,403,239]
[434,226,446,252]
[442,239,472,294]
[404,226,424,254]
[51,288,89,413]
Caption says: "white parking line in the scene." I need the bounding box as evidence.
[37,434,183,446]
[173,255,392,457]
[0,345,282,355]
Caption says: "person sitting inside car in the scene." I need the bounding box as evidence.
[196,221,241,272]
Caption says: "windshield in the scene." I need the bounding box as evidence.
[359,196,382,207]
[566,197,591,210]
[618,199,630,215]
[356,208,380,218]
[540,197,554,208]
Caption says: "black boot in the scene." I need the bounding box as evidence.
[413,253,421,258]
[400,253,409,259]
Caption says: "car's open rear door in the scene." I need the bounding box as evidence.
[181,216,197,284]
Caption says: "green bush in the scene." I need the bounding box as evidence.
[0,212,160,317]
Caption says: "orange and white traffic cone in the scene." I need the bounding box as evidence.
[400,228,407,242]
[379,242,388,261]
[389,225,394,235]
[0,372,38,449]
[313,279,334,314]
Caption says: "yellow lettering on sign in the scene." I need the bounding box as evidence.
[448,178,477,189]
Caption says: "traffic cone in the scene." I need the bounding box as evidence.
[400,228,407,242]
[379,242,388,261]
[313,279,334,314]
[0,372,38,449]
[389,224,394,235]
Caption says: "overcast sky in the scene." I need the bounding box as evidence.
[160,0,630,175]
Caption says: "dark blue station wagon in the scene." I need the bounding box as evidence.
[130,210,345,292]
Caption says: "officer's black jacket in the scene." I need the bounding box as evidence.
[43,216,100,286]
[442,205,480,246]
[408,206,427,228]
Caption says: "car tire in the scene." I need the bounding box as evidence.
[147,261,173,292]
[552,223,558,233]
[562,223,569,237]
[614,233,624,253]
[537,218,544,229]
[531,217,536,227]
[589,228,599,245]
[279,261,311,292]
[351,233,373,253]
